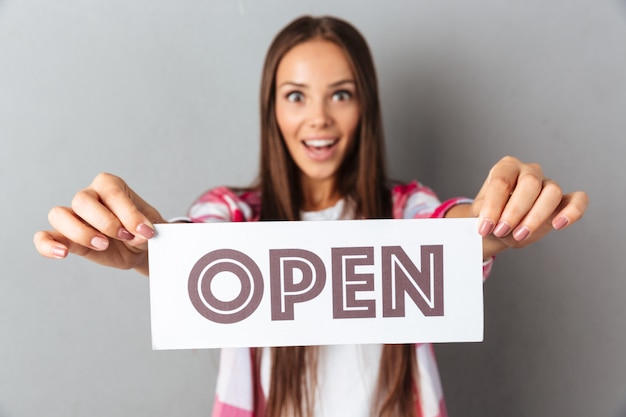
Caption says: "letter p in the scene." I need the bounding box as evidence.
[269,249,326,320]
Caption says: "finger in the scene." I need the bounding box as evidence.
[48,206,111,252]
[34,227,101,257]
[33,230,70,259]
[551,191,589,230]
[89,173,159,240]
[493,175,553,238]
[477,156,524,236]
[510,179,563,241]
[71,188,136,242]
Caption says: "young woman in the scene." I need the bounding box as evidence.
[34,15,588,417]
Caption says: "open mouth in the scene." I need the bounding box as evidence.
[302,138,339,150]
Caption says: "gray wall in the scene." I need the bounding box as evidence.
[1,0,624,416]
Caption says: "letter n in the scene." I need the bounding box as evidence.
[381,245,444,317]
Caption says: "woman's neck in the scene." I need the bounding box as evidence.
[300,177,341,212]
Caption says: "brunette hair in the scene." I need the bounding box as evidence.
[254,15,419,417]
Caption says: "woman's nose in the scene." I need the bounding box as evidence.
[306,99,331,128]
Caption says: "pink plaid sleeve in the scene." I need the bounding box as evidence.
[188,187,261,223]
[392,181,471,220]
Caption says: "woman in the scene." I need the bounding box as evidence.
[34,15,588,417]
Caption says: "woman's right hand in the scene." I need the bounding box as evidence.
[33,173,166,276]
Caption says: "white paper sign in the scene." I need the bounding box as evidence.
[148,218,483,350]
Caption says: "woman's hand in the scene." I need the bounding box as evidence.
[447,156,589,259]
[33,173,166,275]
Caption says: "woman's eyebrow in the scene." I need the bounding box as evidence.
[329,79,355,87]
[277,79,355,89]
[277,81,308,89]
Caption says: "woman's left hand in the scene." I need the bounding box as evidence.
[466,156,588,258]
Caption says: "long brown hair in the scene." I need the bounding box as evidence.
[256,15,418,417]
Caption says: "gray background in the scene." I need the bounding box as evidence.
[1,0,624,416]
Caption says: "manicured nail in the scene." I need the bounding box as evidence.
[493,221,511,237]
[512,226,530,241]
[478,220,494,236]
[52,246,67,259]
[553,216,569,230]
[117,227,134,240]
[91,236,109,250]
[136,223,155,239]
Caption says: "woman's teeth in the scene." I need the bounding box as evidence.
[303,139,336,148]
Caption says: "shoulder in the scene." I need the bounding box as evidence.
[391,180,441,219]
[391,180,473,219]
[188,186,261,223]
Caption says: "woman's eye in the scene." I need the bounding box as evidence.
[332,90,353,101]
[286,91,304,102]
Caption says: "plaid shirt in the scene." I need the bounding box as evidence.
[187,181,493,417]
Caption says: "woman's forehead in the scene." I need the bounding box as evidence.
[275,40,354,86]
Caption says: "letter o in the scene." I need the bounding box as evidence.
[188,249,264,324]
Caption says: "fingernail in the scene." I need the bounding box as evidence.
[553,216,569,230]
[493,222,511,237]
[136,223,154,239]
[117,227,134,240]
[478,220,494,236]
[52,246,67,259]
[91,236,109,250]
[513,226,530,241]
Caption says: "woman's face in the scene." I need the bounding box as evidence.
[274,39,360,190]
